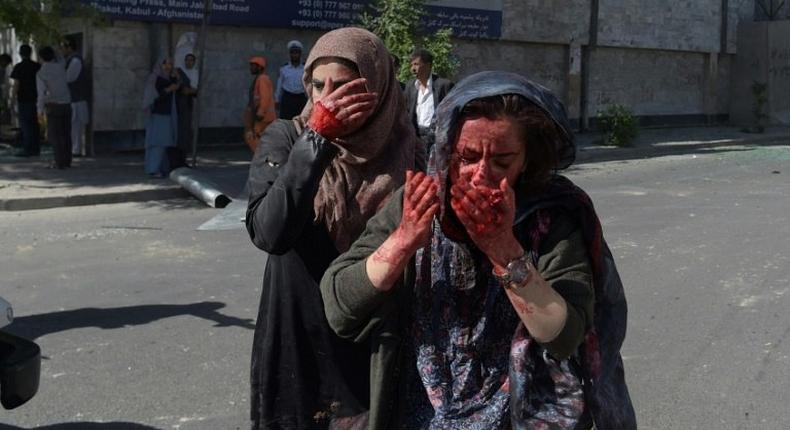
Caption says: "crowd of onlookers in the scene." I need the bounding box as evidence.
[146,34,457,177]
[0,37,90,169]
[0,32,455,177]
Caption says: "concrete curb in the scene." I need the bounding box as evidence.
[1,132,787,211]
[0,187,189,211]
[575,133,790,164]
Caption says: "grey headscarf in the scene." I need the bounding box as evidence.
[431,71,575,216]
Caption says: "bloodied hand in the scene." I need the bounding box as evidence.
[373,171,439,265]
[308,76,377,139]
[366,170,439,292]
[447,116,527,268]
[450,174,519,265]
[400,170,440,248]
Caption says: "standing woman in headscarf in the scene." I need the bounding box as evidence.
[142,56,180,178]
[174,52,199,167]
[245,27,423,429]
[321,71,635,429]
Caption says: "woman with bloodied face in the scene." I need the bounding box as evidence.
[321,71,636,429]
[244,28,423,429]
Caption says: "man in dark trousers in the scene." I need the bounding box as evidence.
[274,40,307,119]
[10,45,41,157]
[404,48,453,154]
[62,36,91,157]
[36,46,72,169]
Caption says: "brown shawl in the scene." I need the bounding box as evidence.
[299,27,420,252]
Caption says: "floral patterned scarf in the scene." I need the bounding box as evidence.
[407,71,635,429]
[411,175,633,429]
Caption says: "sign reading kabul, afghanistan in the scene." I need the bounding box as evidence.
[85,0,502,39]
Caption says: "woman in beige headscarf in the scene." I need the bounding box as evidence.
[245,27,422,429]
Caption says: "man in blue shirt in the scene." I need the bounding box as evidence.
[274,40,307,119]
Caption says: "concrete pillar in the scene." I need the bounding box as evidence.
[767,22,790,125]
[703,52,719,124]
[580,0,599,131]
[567,42,582,121]
[148,23,170,67]
[84,24,95,156]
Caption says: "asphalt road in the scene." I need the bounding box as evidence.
[1,199,262,429]
[1,143,789,429]
[568,144,790,429]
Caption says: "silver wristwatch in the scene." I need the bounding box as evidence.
[493,253,533,289]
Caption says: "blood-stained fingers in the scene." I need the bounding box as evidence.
[398,171,438,249]
[321,79,373,108]
[405,171,438,214]
[404,170,414,198]
[326,78,368,101]
[412,180,438,215]
[317,76,335,102]
[333,97,377,122]
[450,183,487,225]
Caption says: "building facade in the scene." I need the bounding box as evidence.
[3,0,778,152]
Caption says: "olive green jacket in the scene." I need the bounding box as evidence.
[320,187,594,429]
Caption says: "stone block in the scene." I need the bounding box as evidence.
[588,47,706,116]
[598,0,721,52]
[502,0,589,44]
[454,39,567,101]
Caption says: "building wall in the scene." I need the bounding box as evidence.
[597,0,722,52]
[730,20,790,126]
[1,1,760,150]
[717,55,733,113]
[728,0,756,53]
[454,39,567,99]
[88,21,325,135]
[501,0,590,45]
[489,0,754,124]
[588,47,708,116]
[92,21,151,132]
[769,24,790,124]
[185,25,323,129]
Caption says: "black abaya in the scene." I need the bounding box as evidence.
[246,120,370,429]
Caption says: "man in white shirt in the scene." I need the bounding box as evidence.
[36,46,72,169]
[404,49,453,154]
[62,37,90,157]
[275,40,307,119]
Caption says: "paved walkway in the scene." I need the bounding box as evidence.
[2,125,790,211]
[575,124,790,163]
[0,145,253,211]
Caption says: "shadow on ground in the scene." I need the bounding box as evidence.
[0,423,163,430]
[5,301,255,342]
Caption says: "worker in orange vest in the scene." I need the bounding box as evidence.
[243,56,276,153]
